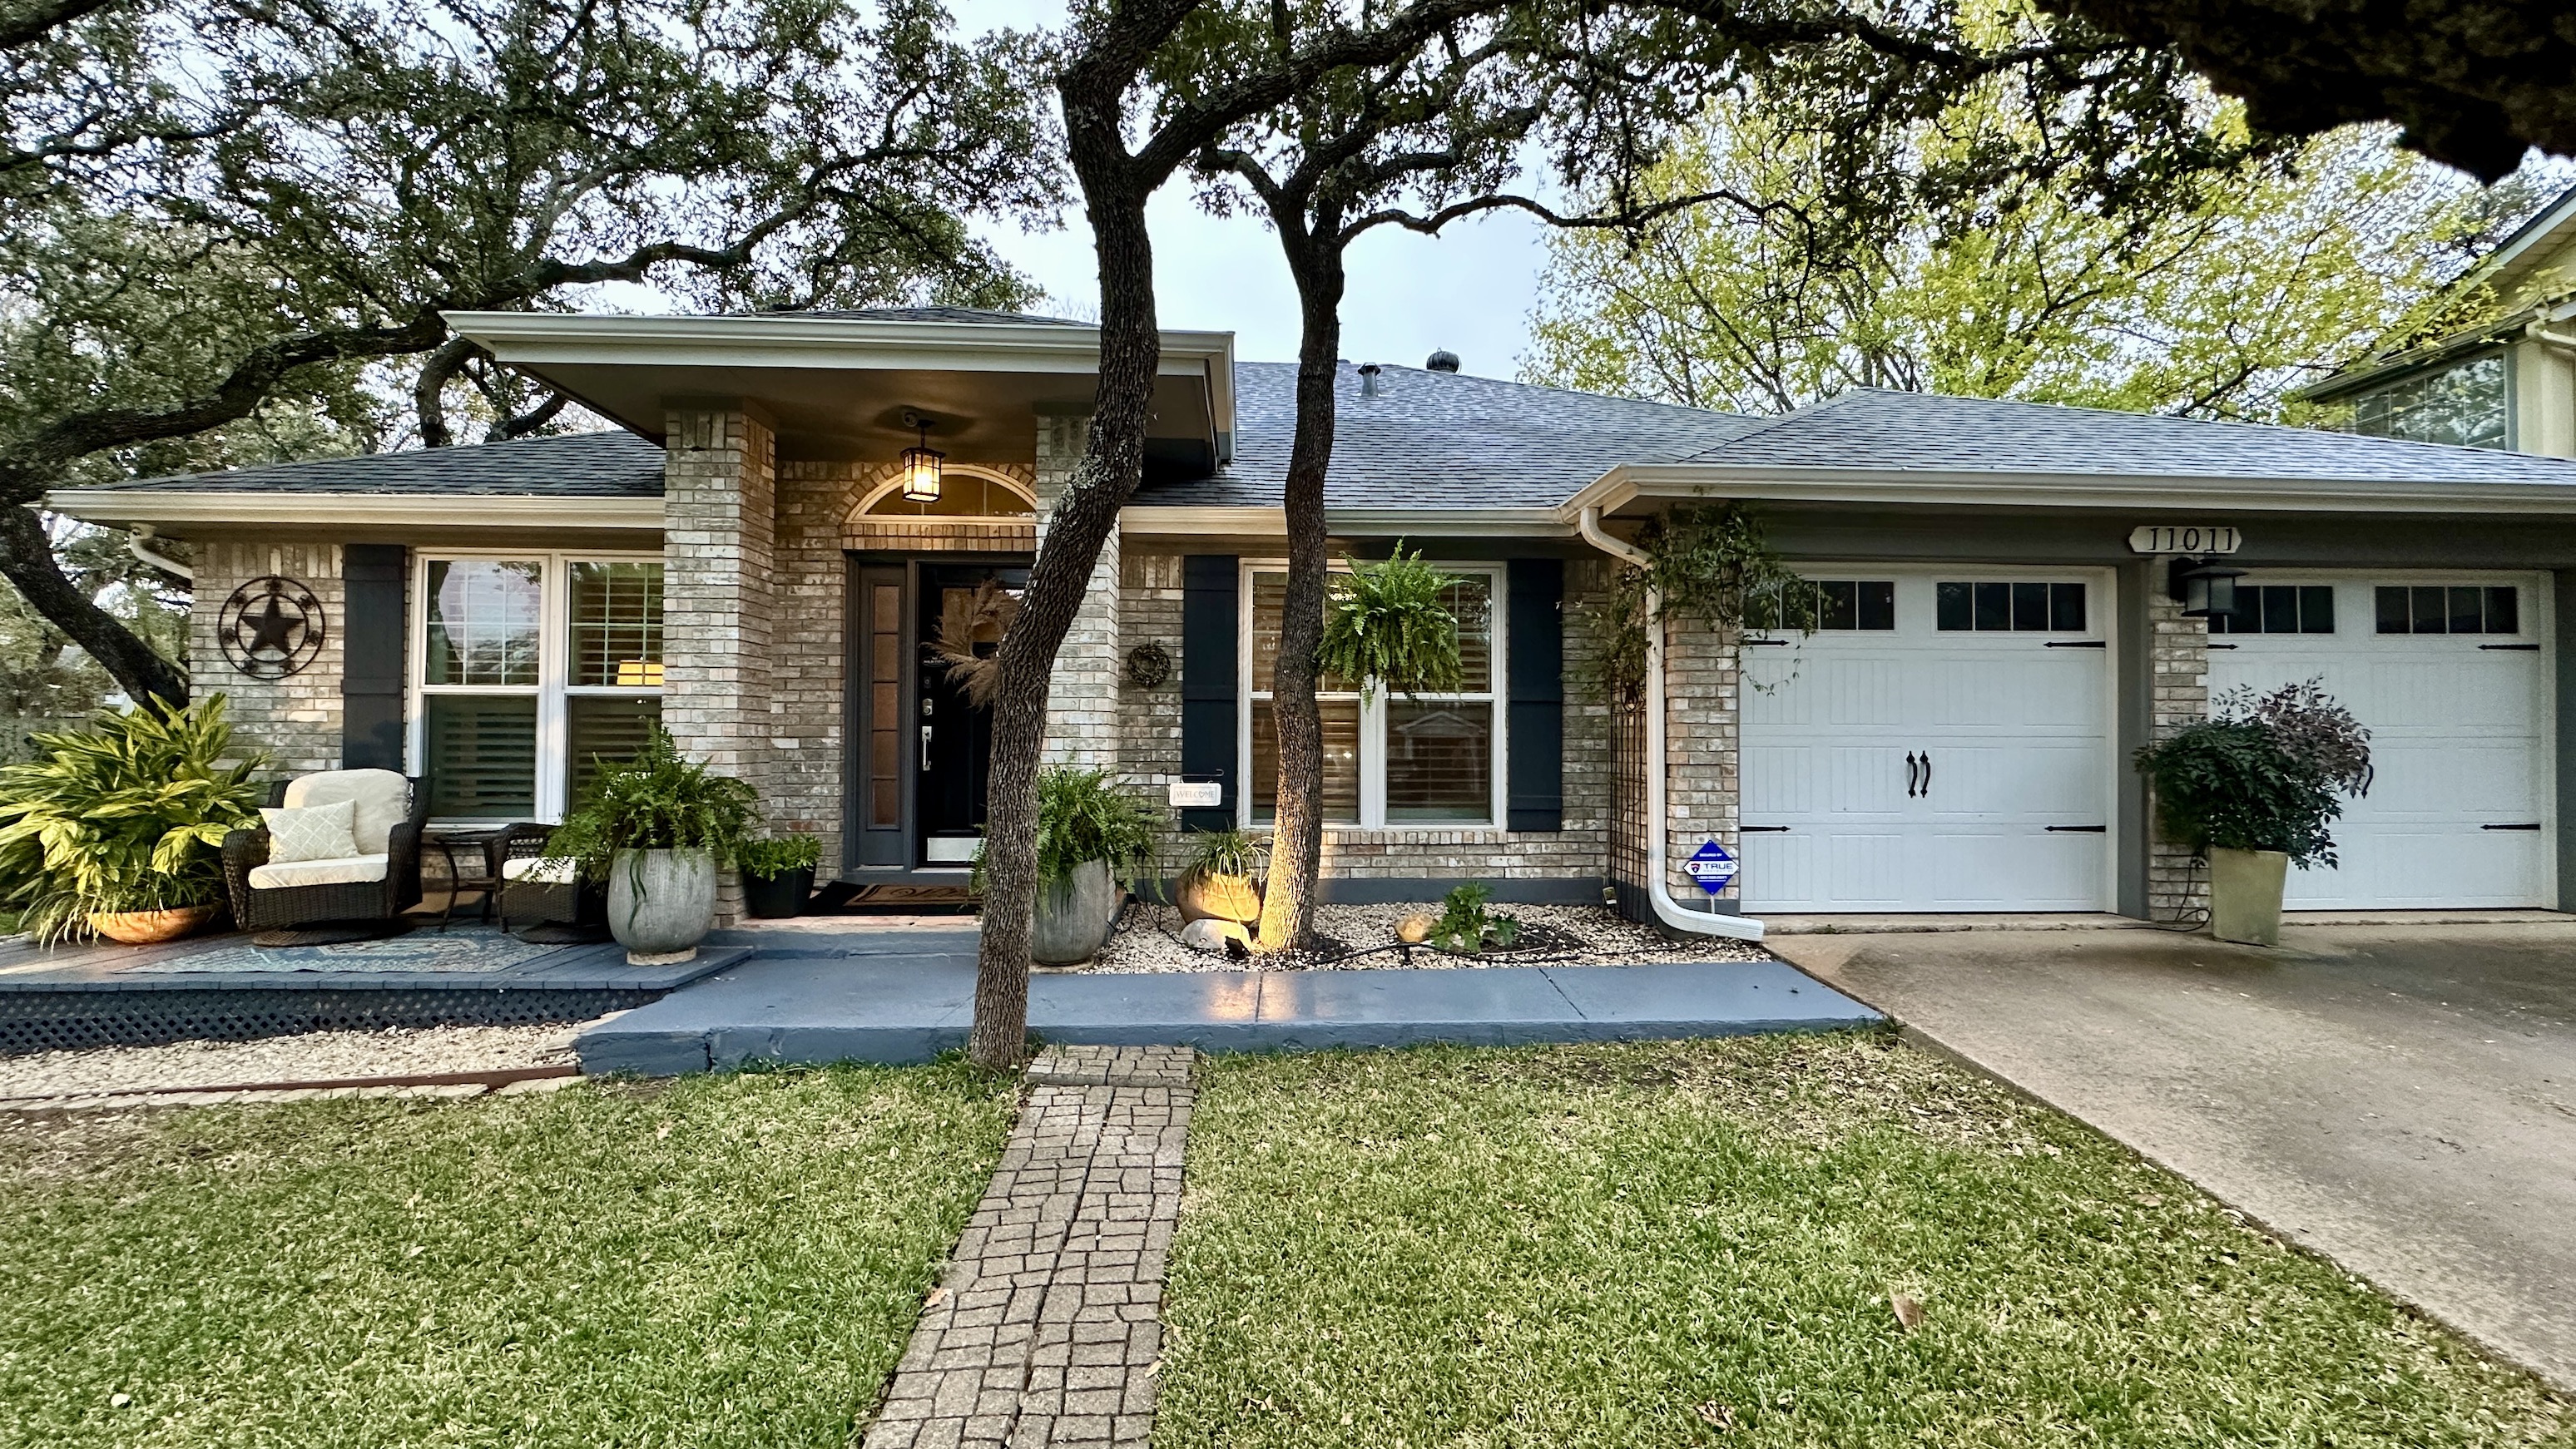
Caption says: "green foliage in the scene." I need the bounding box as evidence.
[2135,680,2372,868]
[973,766,1163,893]
[0,695,265,943]
[1429,880,1520,954]
[1588,502,1811,697]
[1317,545,1465,700]
[735,833,821,878]
[1526,91,2557,422]
[541,730,757,878]
[1183,827,1267,882]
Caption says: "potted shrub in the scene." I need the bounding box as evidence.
[987,765,1160,967]
[0,696,265,946]
[541,730,756,963]
[1177,827,1265,925]
[738,833,820,919]
[2135,680,2370,946]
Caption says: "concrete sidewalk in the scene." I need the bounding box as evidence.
[1772,920,2576,1391]
[576,939,1880,1075]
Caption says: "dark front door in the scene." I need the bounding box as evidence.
[915,563,1027,866]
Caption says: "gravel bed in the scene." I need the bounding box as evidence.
[1089,902,1770,973]
[0,1021,587,1101]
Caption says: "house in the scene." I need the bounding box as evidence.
[2297,184,2576,457]
[48,306,2576,926]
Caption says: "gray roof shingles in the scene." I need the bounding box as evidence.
[1134,360,1765,509]
[107,428,665,497]
[1690,387,2576,486]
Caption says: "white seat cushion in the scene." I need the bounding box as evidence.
[282,769,410,853]
[247,853,390,890]
[502,856,579,885]
[261,799,359,864]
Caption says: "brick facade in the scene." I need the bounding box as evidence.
[1034,413,1122,769]
[190,541,349,779]
[2146,590,2213,921]
[1658,606,1741,900]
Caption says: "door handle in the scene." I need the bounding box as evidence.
[1905,751,1920,798]
[919,724,934,772]
[2483,823,2543,831]
[2046,825,2108,833]
[1741,825,1792,833]
[1920,751,1931,798]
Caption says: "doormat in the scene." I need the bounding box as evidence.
[810,883,979,916]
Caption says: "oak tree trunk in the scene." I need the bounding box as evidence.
[1251,249,1345,955]
[0,504,186,706]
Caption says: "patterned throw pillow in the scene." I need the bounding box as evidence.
[262,798,360,864]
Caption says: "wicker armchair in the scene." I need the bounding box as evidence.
[221,769,428,945]
[497,822,609,942]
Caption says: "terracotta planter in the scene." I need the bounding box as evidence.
[607,848,716,962]
[87,904,219,945]
[1032,859,1119,966]
[1177,868,1261,924]
[2207,847,2288,947]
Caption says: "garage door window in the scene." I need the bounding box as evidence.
[2212,585,2335,635]
[1936,581,2086,632]
[2375,585,2519,635]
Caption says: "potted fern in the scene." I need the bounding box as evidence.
[988,766,1161,966]
[738,833,820,919]
[0,696,265,946]
[541,730,756,962]
[2135,680,2370,946]
[1319,543,1465,697]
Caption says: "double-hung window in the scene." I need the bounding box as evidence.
[413,553,664,820]
[1242,562,1503,828]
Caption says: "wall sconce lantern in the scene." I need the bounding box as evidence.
[2167,556,2245,619]
[899,411,944,504]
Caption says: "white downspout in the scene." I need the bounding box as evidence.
[1576,506,1765,942]
[126,525,191,581]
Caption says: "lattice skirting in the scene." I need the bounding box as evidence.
[0,987,662,1056]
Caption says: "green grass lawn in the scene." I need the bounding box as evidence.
[0,1063,1015,1448]
[1157,1036,2573,1448]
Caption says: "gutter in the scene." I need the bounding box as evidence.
[1573,506,1766,943]
[126,525,191,581]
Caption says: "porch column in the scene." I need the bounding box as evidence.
[1033,408,1121,769]
[2145,589,2212,921]
[1661,614,1741,907]
[662,402,777,918]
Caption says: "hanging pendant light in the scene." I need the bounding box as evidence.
[900,413,944,504]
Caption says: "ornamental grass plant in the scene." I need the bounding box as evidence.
[0,695,265,944]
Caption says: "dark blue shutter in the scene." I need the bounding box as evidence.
[1180,555,1239,832]
[1506,556,1563,832]
[341,544,408,770]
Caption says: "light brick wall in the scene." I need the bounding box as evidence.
[1033,413,1122,769]
[2147,590,2212,920]
[661,406,775,920]
[1659,606,1741,899]
[190,542,347,782]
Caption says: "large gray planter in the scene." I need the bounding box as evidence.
[608,847,716,963]
[2207,847,2287,947]
[1031,858,1118,966]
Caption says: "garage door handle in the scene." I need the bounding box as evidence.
[1905,751,1921,798]
[2484,823,2543,831]
[2046,825,2108,833]
[1920,752,1930,797]
[2479,643,2540,650]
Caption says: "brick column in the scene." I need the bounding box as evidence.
[1033,410,1121,769]
[1660,614,1741,903]
[661,403,776,922]
[2146,590,2212,920]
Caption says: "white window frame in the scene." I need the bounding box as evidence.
[408,549,666,822]
[1236,558,1508,831]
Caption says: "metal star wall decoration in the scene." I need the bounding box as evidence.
[217,575,326,680]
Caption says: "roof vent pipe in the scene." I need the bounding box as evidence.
[1357,362,1381,398]
[1426,349,1459,373]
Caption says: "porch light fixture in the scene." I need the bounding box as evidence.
[899,413,944,504]
[2167,556,2245,619]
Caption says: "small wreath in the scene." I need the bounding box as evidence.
[1124,642,1173,689]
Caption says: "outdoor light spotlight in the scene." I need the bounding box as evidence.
[899,414,944,504]
[2167,556,2245,619]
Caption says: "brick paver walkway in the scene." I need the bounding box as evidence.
[864,1045,1195,1448]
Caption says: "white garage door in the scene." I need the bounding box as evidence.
[2208,575,2553,909]
[1740,573,2113,912]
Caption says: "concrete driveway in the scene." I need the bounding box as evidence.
[1770,918,2576,1391]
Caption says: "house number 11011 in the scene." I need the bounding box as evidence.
[2128,525,2242,556]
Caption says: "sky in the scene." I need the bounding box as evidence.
[955,0,1557,377]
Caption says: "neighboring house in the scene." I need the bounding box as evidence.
[2299,185,2576,458]
[49,307,2576,926]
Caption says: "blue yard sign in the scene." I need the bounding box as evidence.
[1684,839,1737,896]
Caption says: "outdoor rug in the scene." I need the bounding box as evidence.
[123,930,567,976]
